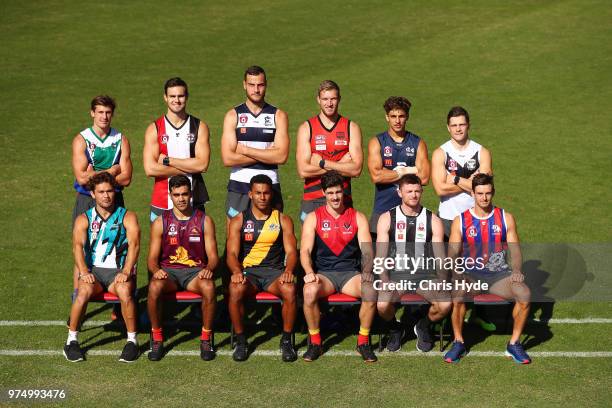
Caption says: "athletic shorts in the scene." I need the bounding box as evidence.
[318,270,359,293]
[73,191,125,227]
[226,186,283,218]
[369,211,383,234]
[440,217,453,241]
[463,269,512,287]
[150,202,206,223]
[299,198,326,223]
[244,267,283,291]
[164,267,200,290]
[91,267,123,291]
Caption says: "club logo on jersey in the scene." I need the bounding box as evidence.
[315,135,326,151]
[383,146,393,157]
[321,220,331,231]
[244,221,255,234]
[492,224,502,235]
[467,226,478,238]
[384,159,393,166]
[396,221,406,230]
[90,220,100,239]
[161,134,169,144]
[405,147,415,156]
[264,116,272,127]
[417,222,425,232]
[187,133,196,143]
[466,159,477,171]
[239,114,248,124]
[268,223,280,232]
[447,158,457,172]
[342,222,352,234]
[168,224,178,236]
[335,132,347,146]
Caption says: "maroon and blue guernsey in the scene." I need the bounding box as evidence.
[160,209,208,269]
[460,207,508,271]
[313,206,361,272]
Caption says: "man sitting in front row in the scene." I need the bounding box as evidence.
[300,170,377,363]
[147,175,219,361]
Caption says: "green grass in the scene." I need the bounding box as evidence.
[0,0,611,406]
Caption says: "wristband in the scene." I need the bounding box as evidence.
[163,156,170,166]
[319,159,326,169]
[453,175,460,185]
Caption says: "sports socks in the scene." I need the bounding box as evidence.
[201,328,212,341]
[358,327,370,346]
[127,332,137,344]
[67,330,78,345]
[151,328,163,342]
[309,329,321,346]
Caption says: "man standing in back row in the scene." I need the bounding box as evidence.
[296,80,363,222]
[143,77,211,223]
[221,65,289,226]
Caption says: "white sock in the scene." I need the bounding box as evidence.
[127,332,137,344]
[67,330,78,345]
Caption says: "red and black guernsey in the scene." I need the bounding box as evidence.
[160,209,208,270]
[460,207,508,267]
[313,206,360,272]
[303,115,352,202]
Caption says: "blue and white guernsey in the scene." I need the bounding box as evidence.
[84,207,128,270]
[228,103,279,194]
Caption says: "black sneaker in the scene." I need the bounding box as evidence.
[386,328,403,352]
[148,340,164,361]
[302,343,323,362]
[232,341,248,362]
[200,340,216,361]
[63,341,84,362]
[119,342,139,363]
[356,343,378,363]
[414,318,434,352]
[280,338,297,362]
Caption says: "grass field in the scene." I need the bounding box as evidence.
[1,0,611,406]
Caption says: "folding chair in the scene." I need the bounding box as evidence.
[230,291,295,349]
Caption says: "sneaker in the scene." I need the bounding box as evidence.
[443,341,466,363]
[119,342,139,363]
[280,338,297,362]
[148,340,164,361]
[200,340,216,361]
[232,341,248,362]
[414,319,434,352]
[386,328,403,352]
[505,342,531,364]
[356,343,377,363]
[302,343,323,362]
[63,341,84,362]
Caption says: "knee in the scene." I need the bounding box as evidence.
[516,301,530,311]
[228,283,245,302]
[279,284,296,303]
[200,283,216,304]
[512,283,531,301]
[437,302,452,316]
[147,282,163,299]
[377,302,391,315]
[115,284,132,301]
[302,283,319,304]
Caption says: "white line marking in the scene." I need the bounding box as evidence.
[2,318,612,327]
[1,349,611,358]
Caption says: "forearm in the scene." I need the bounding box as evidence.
[168,157,206,173]
[242,146,286,165]
[324,160,360,177]
[73,245,89,274]
[122,244,139,274]
[145,162,185,178]
[222,151,258,167]
[300,250,315,275]
[284,251,298,273]
[372,168,402,184]
[298,163,326,178]
[226,254,244,276]
[509,244,523,274]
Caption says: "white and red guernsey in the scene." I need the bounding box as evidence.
[151,115,208,210]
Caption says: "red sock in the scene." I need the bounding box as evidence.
[152,328,163,342]
[358,334,369,346]
[310,333,322,346]
[201,329,212,341]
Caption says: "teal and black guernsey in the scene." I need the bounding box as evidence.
[73,127,123,195]
[84,206,128,270]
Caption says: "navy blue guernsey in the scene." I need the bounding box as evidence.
[373,131,421,214]
[227,103,280,194]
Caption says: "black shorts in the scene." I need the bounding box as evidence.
[318,270,359,293]
[440,217,453,242]
[73,191,125,227]
[164,267,200,290]
[369,211,383,234]
[299,198,326,223]
[226,187,283,218]
[91,267,123,291]
[463,269,512,287]
[244,267,283,291]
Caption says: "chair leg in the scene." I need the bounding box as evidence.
[439,318,444,352]
[230,324,235,350]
